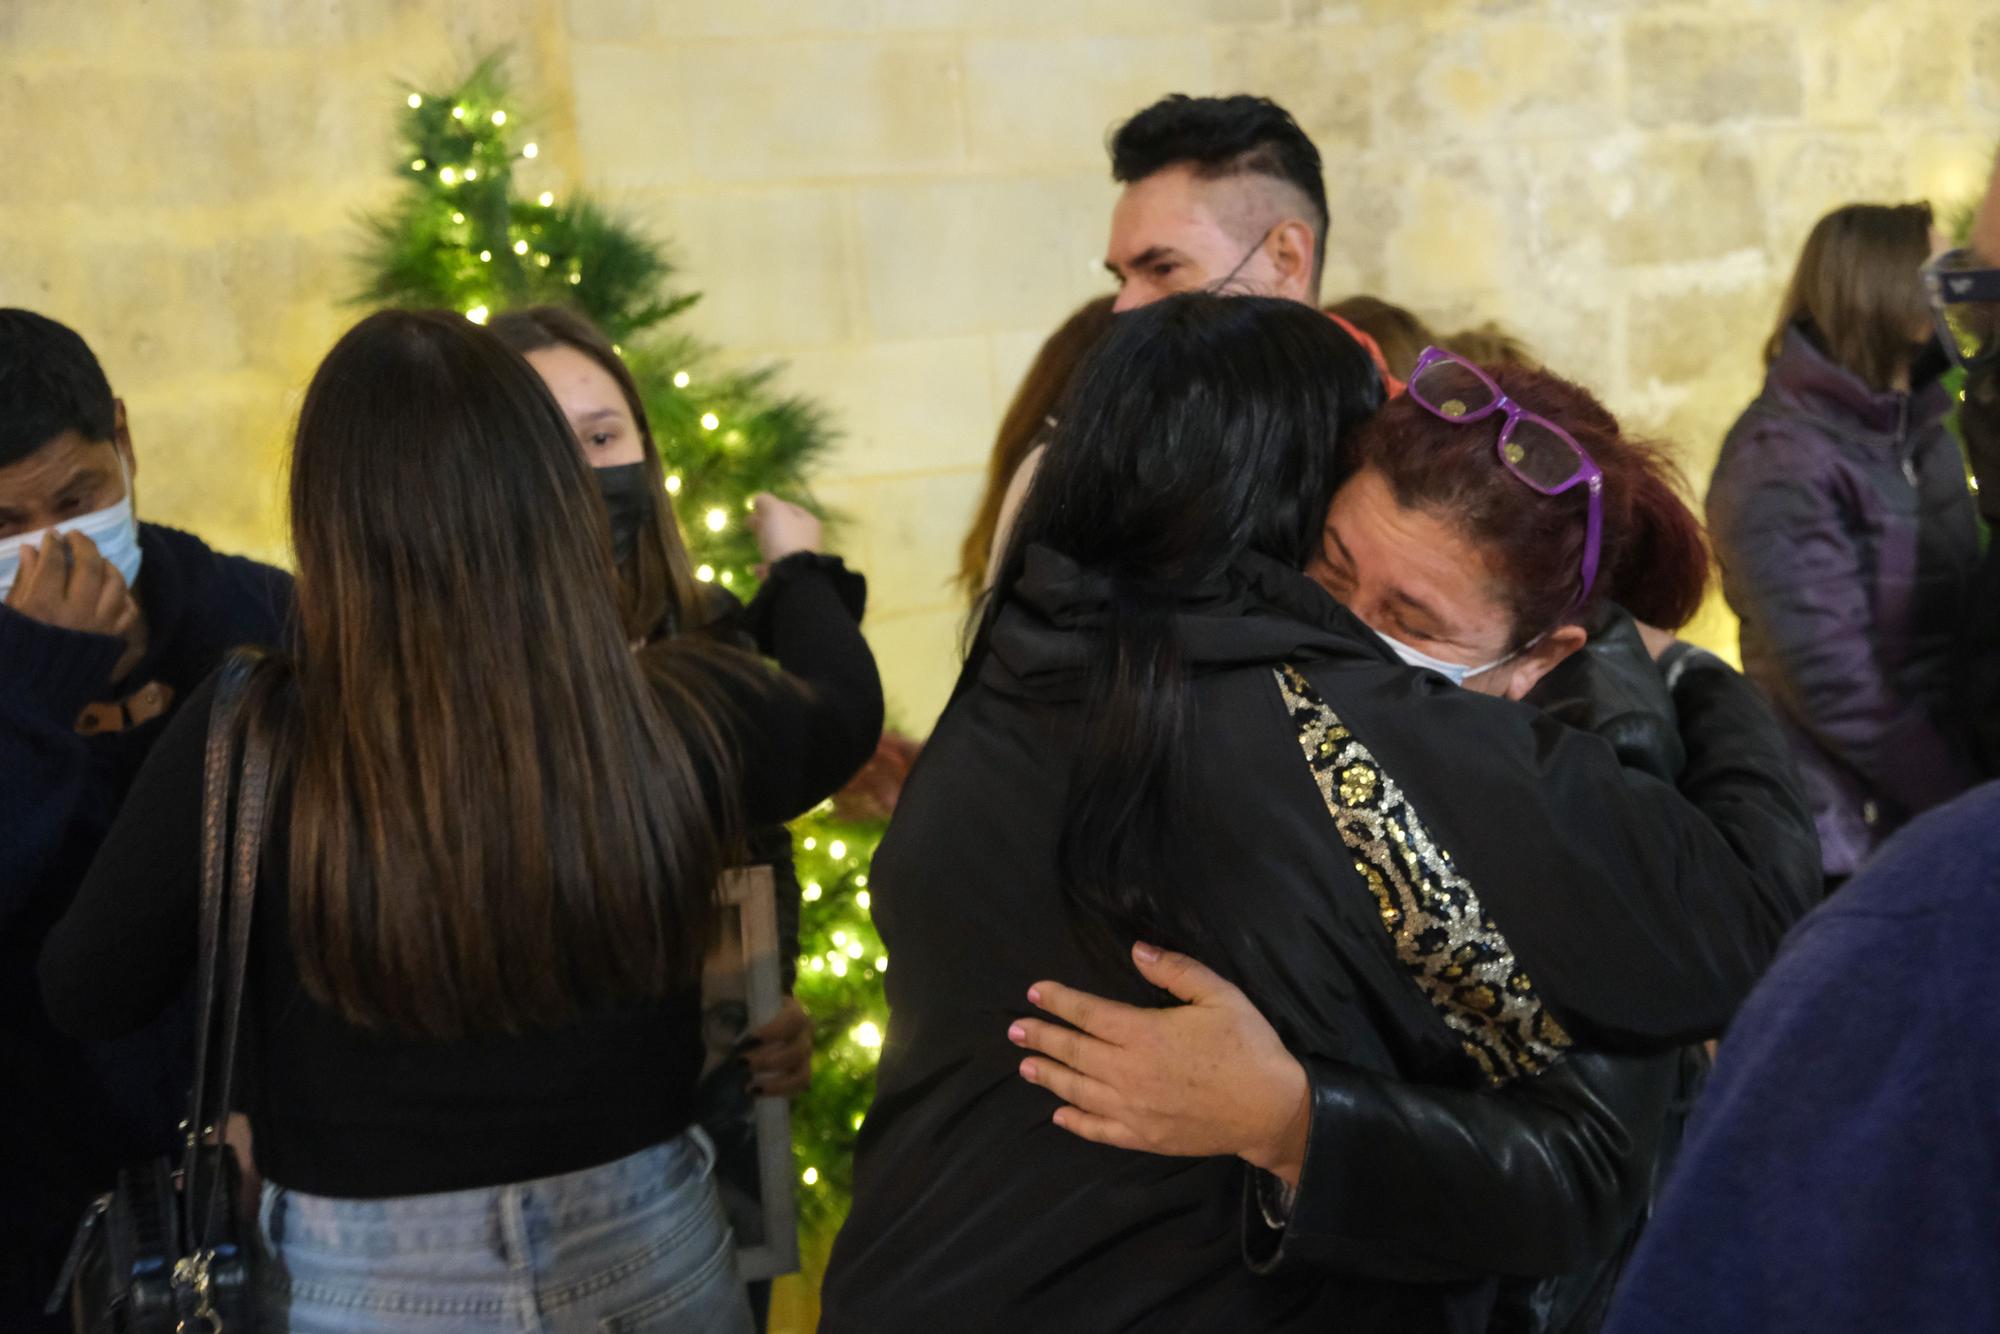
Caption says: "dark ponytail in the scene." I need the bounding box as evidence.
[975,294,1382,953]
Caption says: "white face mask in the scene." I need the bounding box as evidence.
[1373,626,1522,689]
[0,459,143,602]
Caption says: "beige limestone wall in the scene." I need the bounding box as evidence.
[565,0,2000,725]
[0,0,586,564]
[6,0,1997,731]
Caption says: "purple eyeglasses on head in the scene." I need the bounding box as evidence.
[1404,345,1604,611]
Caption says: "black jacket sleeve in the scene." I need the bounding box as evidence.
[1657,643,1822,917]
[1248,1051,1677,1281]
[697,553,885,826]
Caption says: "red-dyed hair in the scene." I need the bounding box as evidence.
[1348,362,1709,642]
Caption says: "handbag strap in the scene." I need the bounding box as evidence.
[180,651,274,1250]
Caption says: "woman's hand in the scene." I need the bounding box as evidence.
[1008,942,1312,1185]
[746,492,822,566]
[745,994,813,1098]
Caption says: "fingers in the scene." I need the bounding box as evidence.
[744,1030,810,1076]
[1026,979,1138,1044]
[753,1066,810,1099]
[1130,942,1233,1006]
[1008,1015,1118,1078]
[748,1041,811,1096]
[1017,1054,1121,1119]
[749,997,810,1045]
[1047,1105,1148,1153]
[5,541,40,608]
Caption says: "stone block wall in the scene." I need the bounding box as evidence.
[6,0,1996,731]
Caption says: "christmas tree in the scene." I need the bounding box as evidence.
[355,53,888,1237]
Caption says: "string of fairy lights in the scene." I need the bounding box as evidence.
[364,57,889,1230]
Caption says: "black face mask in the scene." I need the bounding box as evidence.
[594,462,653,565]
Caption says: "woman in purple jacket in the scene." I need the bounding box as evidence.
[1709,201,1981,884]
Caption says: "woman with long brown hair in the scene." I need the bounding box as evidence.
[41,309,882,1331]
[1710,201,1981,885]
[492,304,826,1331]
[958,295,1117,598]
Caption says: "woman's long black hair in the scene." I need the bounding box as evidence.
[974,292,1383,952]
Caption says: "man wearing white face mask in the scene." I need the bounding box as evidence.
[0,308,292,1331]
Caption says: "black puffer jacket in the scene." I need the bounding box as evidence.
[1709,325,1981,874]
[822,552,1821,1334]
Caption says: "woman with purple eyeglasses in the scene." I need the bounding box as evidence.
[995,348,1821,1330]
[821,296,1818,1333]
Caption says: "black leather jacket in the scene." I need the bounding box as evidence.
[1248,610,1819,1331]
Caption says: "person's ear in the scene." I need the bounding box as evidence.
[1494,623,1588,702]
[1268,220,1318,303]
[112,398,136,481]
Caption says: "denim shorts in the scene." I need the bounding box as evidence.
[257,1130,752,1333]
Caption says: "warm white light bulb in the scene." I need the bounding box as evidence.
[829,840,847,861]
[452,105,466,120]
[803,881,823,901]
[490,110,506,126]
[831,957,848,977]
[852,1021,882,1049]
[700,412,720,431]
[538,190,554,206]
[664,474,682,495]
[695,564,715,583]
[465,304,490,325]
[407,93,423,109]
[802,1167,819,1185]
[535,253,551,268]
[463,167,478,181]
[522,142,539,160]
[439,167,458,185]
[845,939,864,959]
[704,507,727,532]
[411,158,426,171]
[479,250,492,263]
[512,239,529,255]
[451,211,465,224]
[672,370,691,389]
[856,890,871,910]
[875,956,888,972]
[568,272,581,285]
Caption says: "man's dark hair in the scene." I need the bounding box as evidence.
[1109,94,1329,282]
[0,309,117,468]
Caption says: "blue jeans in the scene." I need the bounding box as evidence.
[257,1131,752,1333]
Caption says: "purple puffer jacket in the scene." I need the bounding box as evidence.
[1709,324,1981,877]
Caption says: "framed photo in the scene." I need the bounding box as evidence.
[696,866,801,1281]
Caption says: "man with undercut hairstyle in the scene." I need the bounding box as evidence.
[985,94,1402,573]
[0,308,291,1329]
[1103,94,1332,313]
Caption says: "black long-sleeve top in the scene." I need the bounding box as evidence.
[39,554,882,1199]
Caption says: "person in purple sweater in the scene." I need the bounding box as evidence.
[1708,202,1981,885]
[1598,778,2000,1334]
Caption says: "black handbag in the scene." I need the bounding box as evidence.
[47,653,275,1333]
